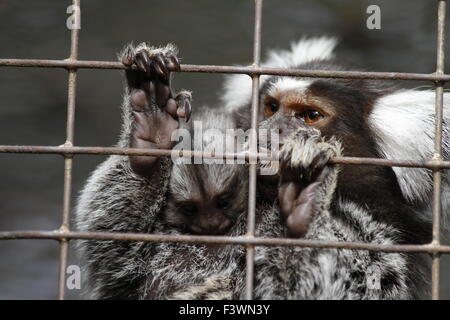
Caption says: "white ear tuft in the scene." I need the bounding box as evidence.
[369,89,450,223]
[221,36,338,112]
[265,36,338,69]
[221,73,254,111]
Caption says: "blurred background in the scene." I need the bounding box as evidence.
[0,0,448,299]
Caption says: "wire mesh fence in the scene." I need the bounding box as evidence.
[0,0,448,300]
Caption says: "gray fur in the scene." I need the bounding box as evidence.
[166,109,249,230]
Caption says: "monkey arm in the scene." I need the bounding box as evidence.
[277,128,341,238]
[74,43,192,299]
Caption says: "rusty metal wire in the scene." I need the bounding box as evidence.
[56,0,80,300]
[1,230,450,254]
[4,145,450,169]
[0,0,448,300]
[430,0,447,301]
[2,59,450,82]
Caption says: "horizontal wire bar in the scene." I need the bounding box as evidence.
[0,145,269,161]
[0,144,450,169]
[1,58,450,81]
[0,230,448,254]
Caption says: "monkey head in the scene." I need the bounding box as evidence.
[258,65,392,159]
[258,65,405,197]
[166,109,248,235]
[166,162,248,235]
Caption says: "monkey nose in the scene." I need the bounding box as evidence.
[199,218,233,235]
[216,219,233,234]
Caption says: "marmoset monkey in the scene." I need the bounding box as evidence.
[226,37,449,299]
[76,38,448,299]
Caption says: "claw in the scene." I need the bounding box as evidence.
[154,54,169,81]
[153,62,164,78]
[166,54,181,71]
[153,64,169,84]
[136,51,152,75]
[184,99,192,122]
[121,46,135,67]
[175,99,192,121]
[135,56,147,73]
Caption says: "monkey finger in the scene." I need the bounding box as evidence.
[134,57,147,73]
[131,111,153,143]
[286,200,314,238]
[278,182,300,219]
[152,59,166,80]
[121,46,135,67]
[130,89,149,112]
[287,181,321,238]
[176,99,192,121]
[153,53,169,82]
[155,82,171,108]
[166,98,178,118]
[157,113,180,147]
[129,119,160,176]
[174,91,192,121]
[135,51,152,76]
[142,79,155,96]
[295,181,321,206]
[166,54,181,71]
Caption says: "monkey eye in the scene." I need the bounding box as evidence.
[216,194,232,210]
[263,98,279,117]
[181,202,198,216]
[295,109,324,124]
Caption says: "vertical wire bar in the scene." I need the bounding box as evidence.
[244,0,263,300]
[58,0,80,300]
[431,0,446,301]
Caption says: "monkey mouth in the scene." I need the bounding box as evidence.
[188,220,235,236]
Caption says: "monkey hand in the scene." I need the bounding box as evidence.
[278,128,342,238]
[120,43,192,177]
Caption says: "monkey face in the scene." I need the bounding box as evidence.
[167,190,244,235]
[258,75,381,160]
[255,73,395,206]
[167,163,248,235]
[259,78,336,145]
[176,193,236,235]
